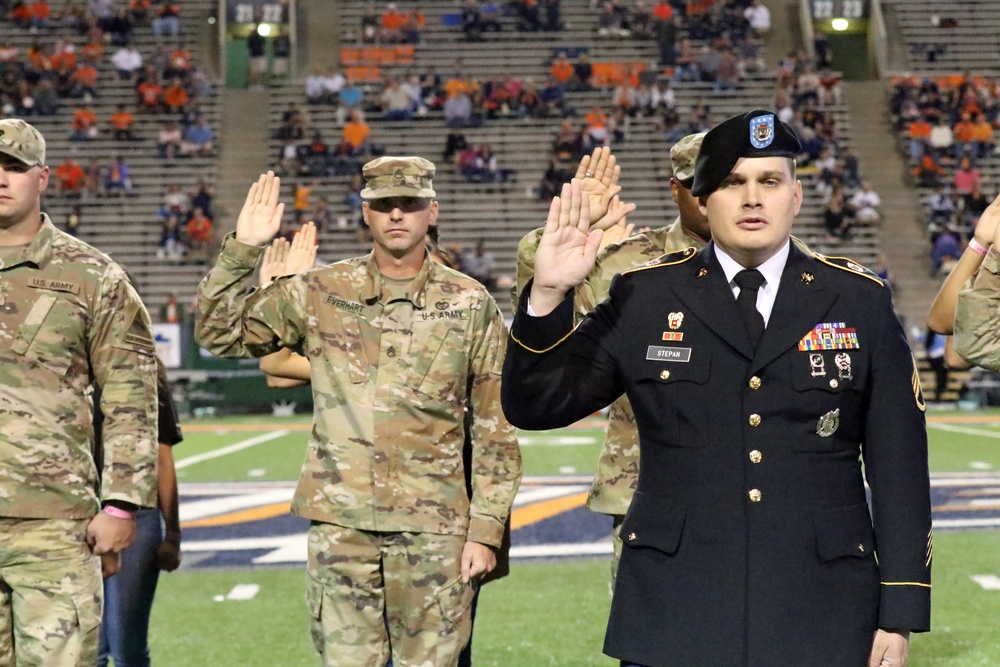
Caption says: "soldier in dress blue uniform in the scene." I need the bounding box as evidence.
[501,110,932,667]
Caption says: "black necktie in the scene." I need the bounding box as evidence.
[734,269,766,348]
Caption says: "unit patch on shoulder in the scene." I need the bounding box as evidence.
[813,254,885,286]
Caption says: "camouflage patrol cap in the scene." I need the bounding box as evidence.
[361,156,436,200]
[670,132,706,188]
[0,118,46,167]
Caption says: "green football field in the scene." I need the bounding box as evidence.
[145,410,1000,666]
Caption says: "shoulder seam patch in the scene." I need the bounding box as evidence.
[813,253,885,286]
[508,321,581,354]
[621,246,697,276]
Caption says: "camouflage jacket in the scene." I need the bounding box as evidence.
[0,215,158,518]
[514,219,704,515]
[195,236,521,548]
[955,247,1000,370]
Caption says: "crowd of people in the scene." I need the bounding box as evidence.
[891,74,1000,273]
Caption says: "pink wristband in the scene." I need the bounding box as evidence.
[969,238,990,257]
[103,505,134,520]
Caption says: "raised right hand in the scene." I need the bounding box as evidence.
[530,179,602,315]
[285,221,318,274]
[574,146,623,225]
[236,171,285,246]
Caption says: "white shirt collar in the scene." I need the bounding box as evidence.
[714,240,790,288]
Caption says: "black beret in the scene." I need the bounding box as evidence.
[690,109,802,197]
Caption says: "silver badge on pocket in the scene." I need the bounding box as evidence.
[835,353,853,381]
[816,409,840,437]
[810,353,826,377]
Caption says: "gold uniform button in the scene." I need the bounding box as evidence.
[748,414,761,427]
[660,370,670,381]
[748,489,762,503]
[628,532,637,542]
[857,543,866,553]
[749,450,762,464]
[829,379,839,389]
[748,376,762,390]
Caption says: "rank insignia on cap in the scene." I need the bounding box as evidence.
[668,312,684,330]
[749,114,775,149]
[798,322,859,351]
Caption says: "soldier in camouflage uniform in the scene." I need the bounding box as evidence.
[513,136,710,585]
[0,119,159,666]
[195,159,521,667]
[953,193,1000,369]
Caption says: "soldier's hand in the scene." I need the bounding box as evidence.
[595,195,637,253]
[87,510,136,555]
[461,541,496,583]
[574,146,622,225]
[530,179,602,316]
[236,171,285,247]
[260,237,290,287]
[100,553,121,579]
[868,629,910,667]
[285,222,318,274]
[156,540,182,572]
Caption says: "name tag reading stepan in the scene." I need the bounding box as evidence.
[646,346,692,362]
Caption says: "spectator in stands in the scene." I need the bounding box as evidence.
[302,132,330,175]
[137,73,163,112]
[672,39,700,82]
[598,2,628,37]
[743,0,770,36]
[569,53,592,91]
[152,1,180,37]
[444,90,473,127]
[927,185,956,232]
[514,0,542,31]
[64,203,82,236]
[930,227,960,276]
[111,44,142,80]
[305,67,326,103]
[69,103,98,140]
[110,104,136,141]
[952,112,977,163]
[550,53,573,85]
[914,148,945,188]
[322,66,346,101]
[714,49,740,93]
[185,207,212,251]
[105,8,133,46]
[180,117,215,157]
[822,190,853,242]
[585,105,609,145]
[952,156,980,195]
[161,184,189,220]
[927,116,952,162]
[340,172,366,241]
[103,155,133,196]
[55,155,86,197]
[128,0,151,25]
[539,76,569,117]
[542,0,562,31]
[338,110,371,156]
[33,79,59,115]
[272,33,290,79]
[539,155,574,201]
[278,102,308,139]
[817,67,841,106]
[158,214,183,261]
[850,180,882,225]
[246,24,266,88]
[73,59,99,99]
[360,8,379,42]
[381,77,414,121]
[655,14,679,66]
[380,3,406,43]
[293,181,312,223]
[157,120,182,158]
[971,113,996,161]
[461,0,484,41]
[190,179,216,220]
[964,184,990,228]
[443,127,468,165]
[462,240,495,289]
[82,157,102,194]
[278,138,302,176]
[402,8,426,43]
[163,78,189,112]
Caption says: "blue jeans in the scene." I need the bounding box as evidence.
[97,509,163,667]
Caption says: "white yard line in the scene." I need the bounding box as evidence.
[928,423,1000,440]
[175,430,290,470]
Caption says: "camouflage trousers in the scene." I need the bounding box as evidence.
[0,518,102,667]
[306,523,475,667]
